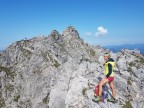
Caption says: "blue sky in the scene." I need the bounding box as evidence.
[0,0,144,49]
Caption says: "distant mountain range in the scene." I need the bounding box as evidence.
[103,43,144,54]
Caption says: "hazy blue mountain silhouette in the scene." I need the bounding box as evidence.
[103,43,144,54]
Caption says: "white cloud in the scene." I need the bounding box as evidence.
[84,32,92,36]
[95,26,108,37]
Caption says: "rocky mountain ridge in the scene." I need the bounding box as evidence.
[0,26,144,108]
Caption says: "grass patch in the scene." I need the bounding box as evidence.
[41,52,49,62]
[134,60,139,63]
[52,59,61,68]
[0,93,5,108]
[82,88,87,95]
[0,65,15,79]
[123,101,133,108]
[127,67,132,72]
[0,65,11,73]
[13,95,20,102]
[82,58,91,62]
[42,97,49,104]
[46,52,53,62]
[127,78,132,85]
[45,52,61,68]
[89,49,96,56]
[136,65,140,70]
[86,48,96,57]
[127,67,138,78]
[21,48,32,58]
[42,94,49,104]
[140,58,144,64]
[16,39,30,47]
[129,62,135,67]
[33,69,42,74]
[5,84,14,91]
[16,40,32,58]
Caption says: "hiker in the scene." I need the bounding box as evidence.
[94,53,116,102]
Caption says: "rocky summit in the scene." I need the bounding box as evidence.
[0,26,144,108]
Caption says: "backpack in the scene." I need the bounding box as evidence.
[94,77,108,101]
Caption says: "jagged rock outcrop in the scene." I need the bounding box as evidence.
[0,26,144,108]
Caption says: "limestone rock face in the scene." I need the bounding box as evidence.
[0,26,144,108]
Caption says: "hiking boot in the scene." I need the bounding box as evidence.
[94,94,98,98]
[107,97,117,103]
[92,96,100,102]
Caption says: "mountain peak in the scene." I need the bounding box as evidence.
[50,30,60,35]
[49,30,61,40]
[62,26,80,38]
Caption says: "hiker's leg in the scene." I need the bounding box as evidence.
[109,80,116,98]
[99,78,109,97]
